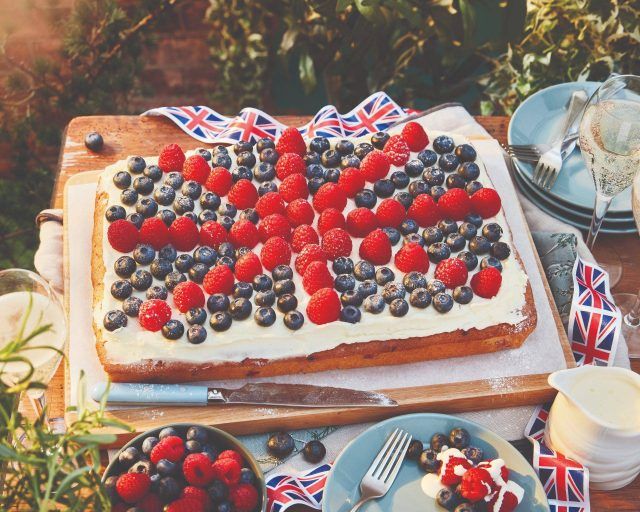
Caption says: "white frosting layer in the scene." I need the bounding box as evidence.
[94,132,529,365]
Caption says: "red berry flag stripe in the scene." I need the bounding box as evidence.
[142,92,410,144]
[524,256,621,512]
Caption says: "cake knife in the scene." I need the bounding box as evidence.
[92,382,397,408]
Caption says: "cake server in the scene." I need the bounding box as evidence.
[92,382,398,408]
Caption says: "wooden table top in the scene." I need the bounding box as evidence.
[49,114,639,511]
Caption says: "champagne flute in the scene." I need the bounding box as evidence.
[579,74,640,286]
[0,269,67,419]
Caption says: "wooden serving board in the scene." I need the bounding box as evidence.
[60,115,574,446]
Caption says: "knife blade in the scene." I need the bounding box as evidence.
[92,382,397,408]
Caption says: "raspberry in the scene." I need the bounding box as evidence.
[346,207,379,237]
[199,220,228,249]
[211,457,242,486]
[235,251,263,282]
[203,265,235,295]
[181,486,211,509]
[359,228,392,265]
[139,217,170,250]
[375,198,406,228]
[439,456,472,486]
[258,213,292,242]
[173,281,205,312]
[158,143,185,173]
[165,498,204,512]
[303,261,334,295]
[229,483,259,512]
[478,460,509,483]
[407,194,441,227]
[401,122,429,152]
[489,489,520,512]
[295,243,327,275]
[438,188,471,220]
[471,187,501,218]
[459,467,493,502]
[434,258,468,288]
[255,191,286,218]
[313,182,347,213]
[169,217,199,251]
[107,219,139,253]
[338,167,365,197]
[116,472,150,503]
[138,299,171,332]
[383,134,410,166]
[228,179,259,209]
[360,150,390,182]
[321,227,352,260]
[150,435,184,464]
[279,172,308,202]
[306,288,340,325]
[275,152,306,181]
[275,126,306,157]
[182,154,210,184]
[206,167,233,197]
[291,224,319,253]
[285,198,314,227]
[137,492,163,512]
[318,208,346,235]
[394,243,430,273]
[182,453,215,486]
[229,219,259,248]
[218,450,244,466]
[470,266,502,298]
[260,236,292,271]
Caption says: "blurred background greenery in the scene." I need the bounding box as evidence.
[0,0,638,269]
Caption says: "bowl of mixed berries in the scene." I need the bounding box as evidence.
[103,423,266,512]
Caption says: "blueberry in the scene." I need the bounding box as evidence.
[433,135,455,154]
[382,282,406,303]
[453,285,474,304]
[146,285,168,300]
[340,305,361,323]
[438,218,458,235]
[232,165,253,182]
[403,271,427,291]
[164,271,186,292]
[321,149,341,168]
[214,145,229,156]
[449,427,471,449]
[465,212,483,228]
[354,142,374,159]
[446,233,466,252]
[159,426,179,439]
[430,185,446,201]
[457,162,480,181]
[251,162,275,183]
[481,256,503,272]
[173,195,194,215]
[143,164,162,182]
[256,137,275,152]
[181,180,202,200]
[426,279,446,296]
[162,320,184,340]
[218,216,234,231]
[433,292,454,313]
[189,263,209,283]
[406,439,424,460]
[214,153,232,169]
[113,171,132,190]
[310,136,330,154]
[324,168,340,183]
[218,242,235,259]
[229,297,252,320]
[358,280,378,298]
[458,222,477,240]
[210,311,232,331]
[141,436,159,455]
[491,241,511,260]
[121,188,138,206]
[436,488,461,510]
[157,209,177,227]
[202,445,219,461]
[419,448,441,473]
[454,143,477,162]
[417,149,438,167]
[275,279,296,296]
[400,218,419,235]
[383,227,401,246]
[240,467,256,485]
[105,205,126,222]
[251,273,271,292]
[308,176,325,195]
[422,226,444,245]
[123,296,142,317]
[354,189,377,208]
[272,264,294,281]
[173,254,193,273]
[304,151,321,166]
[165,172,184,189]
[405,159,425,177]
[233,140,253,155]
[198,209,217,225]
[465,180,483,195]
[306,164,324,180]
[394,191,413,209]
[341,154,360,169]
[267,431,295,458]
[462,446,484,465]
[118,445,140,468]
[375,267,395,286]
[103,310,127,331]
[137,197,159,217]
[219,203,237,218]
[255,307,276,326]
[410,288,432,308]
[133,176,154,195]
[481,223,502,242]
[194,246,217,265]
[446,173,466,189]
[390,298,409,317]
[469,235,491,255]
[438,153,459,172]
[408,180,429,197]
[157,476,181,502]
[158,245,177,263]
[332,256,356,276]
[131,270,153,290]
[284,310,304,330]
[115,256,137,278]
[303,440,327,463]
[371,131,389,149]
[363,294,385,313]
[150,258,173,280]
[335,139,354,155]
[237,151,256,168]
[277,293,298,313]
[422,167,445,186]
[156,458,177,476]
[208,479,229,503]
[391,171,410,189]
[200,191,221,211]
[457,251,478,271]
[354,260,375,281]
[374,179,395,198]
[197,148,212,161]
[255,289,276,307]
[186,307,207,325]
[233,282,253,299]
[84,131,104,152]
[335,274,356,292]
[126,156,146,174]
[207,293,230,313]
[404,233,424,247]
[185,439,202,453]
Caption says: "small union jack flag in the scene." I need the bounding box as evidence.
[574,260,617,312]
[266,463,331,512]
[341,92,406,137]
[300,106,346,139]
[525,403,551,442]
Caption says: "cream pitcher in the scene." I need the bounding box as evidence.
[545,365,640,490]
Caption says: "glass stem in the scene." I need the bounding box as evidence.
[586,193,613,250]
[624,291,640,329]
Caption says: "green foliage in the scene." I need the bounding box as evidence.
[481,0,640,114]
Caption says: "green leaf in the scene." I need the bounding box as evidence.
[298,51,317,94]
[336,0,353,12]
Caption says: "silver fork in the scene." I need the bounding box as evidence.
[506,138,578,162]
[348,428,412,512]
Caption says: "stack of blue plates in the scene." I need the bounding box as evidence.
[508,82,636,234]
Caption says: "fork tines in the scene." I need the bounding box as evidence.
[367,428,413,484]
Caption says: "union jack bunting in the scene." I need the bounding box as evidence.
[266,463,331,512]
[142,92,411,144]
[525,256,621,512]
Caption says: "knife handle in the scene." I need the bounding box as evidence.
[92,382,208,406]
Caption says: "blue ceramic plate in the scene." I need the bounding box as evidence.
[508,81,633,215]
[323,413,549,512]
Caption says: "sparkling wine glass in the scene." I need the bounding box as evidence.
[579,74,640,286]
[0,269,67,419]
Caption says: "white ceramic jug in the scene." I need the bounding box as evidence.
[545,365,640,490]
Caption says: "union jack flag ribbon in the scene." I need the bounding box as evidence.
[266,463,331,512]
[525,256,621,512]
[141,92,411,144]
